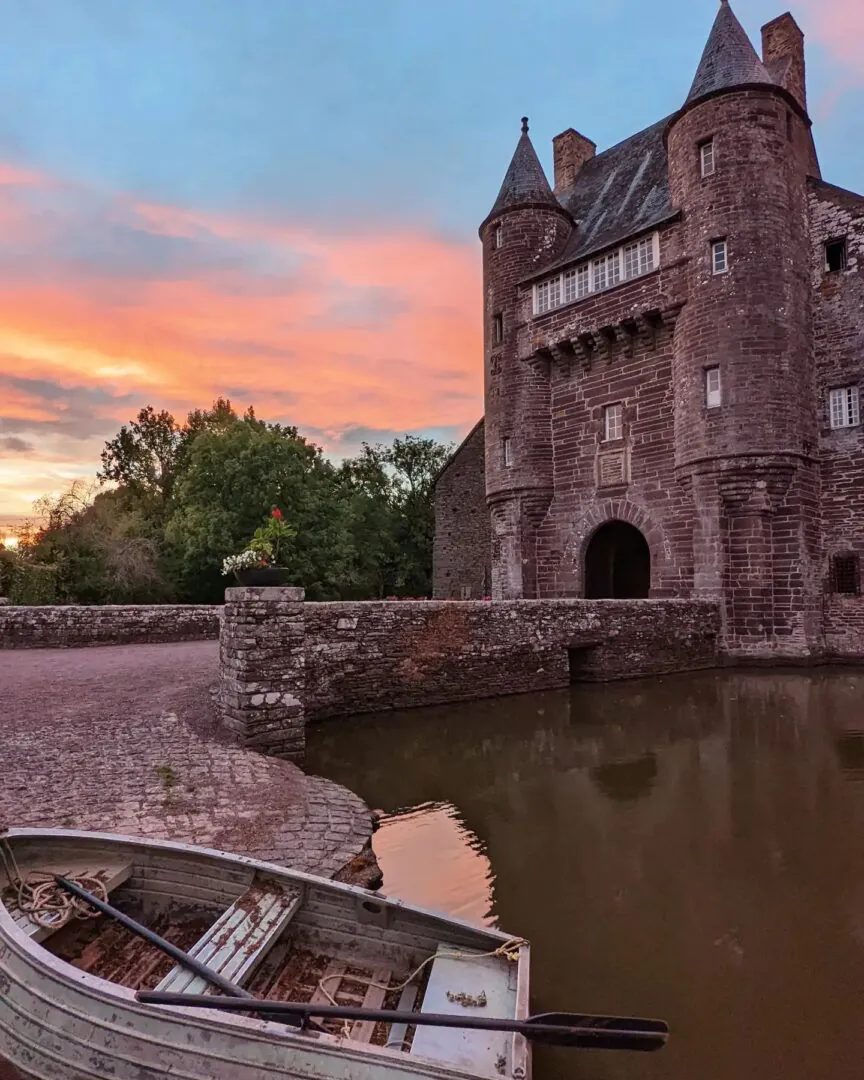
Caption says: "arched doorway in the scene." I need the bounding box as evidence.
[584,520,651,599]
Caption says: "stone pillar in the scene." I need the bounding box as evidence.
[219,587,305,761]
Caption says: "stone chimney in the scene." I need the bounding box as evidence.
[761,12,807,113]
[552,128,596,194]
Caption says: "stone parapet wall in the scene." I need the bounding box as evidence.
[219,587,305,760]
[304,598,721,720]
[0,604,221,649]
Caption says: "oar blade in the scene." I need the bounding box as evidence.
[526,1012,669,1052]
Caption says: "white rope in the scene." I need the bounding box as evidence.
[315,937,528,1041]
[0,836,108,932]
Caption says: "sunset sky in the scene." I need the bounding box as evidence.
[1,0,862,525]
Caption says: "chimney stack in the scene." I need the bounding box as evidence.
[552,128,596,194]
[761,12,807,113]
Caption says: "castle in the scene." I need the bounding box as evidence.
[433,1,864,661]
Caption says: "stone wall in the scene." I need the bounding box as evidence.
[432,420,491,600]
[304,598,720,720]
[219,588,305,760]
[0,604,221,649]
[810,179,864,654]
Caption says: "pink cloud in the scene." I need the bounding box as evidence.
[797,0,864,71]
[0,161,483,516]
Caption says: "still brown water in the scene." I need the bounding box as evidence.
[307,670,864,1080]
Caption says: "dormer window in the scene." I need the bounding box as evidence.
[700,139,715,177]
[533,232,659,315]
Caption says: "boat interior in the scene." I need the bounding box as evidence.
[1,833,527,1078]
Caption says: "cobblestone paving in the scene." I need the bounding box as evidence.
[0,641,373,879]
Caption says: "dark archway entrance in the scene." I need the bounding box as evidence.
[584,520,651,599]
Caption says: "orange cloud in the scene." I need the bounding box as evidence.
[0,162,483,517]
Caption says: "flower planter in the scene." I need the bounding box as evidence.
[234,566,293,587]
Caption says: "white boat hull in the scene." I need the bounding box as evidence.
[0,829,531,1080]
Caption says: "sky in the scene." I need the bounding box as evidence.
[0,0,862,526]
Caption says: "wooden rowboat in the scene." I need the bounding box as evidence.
[0,828,531,1080]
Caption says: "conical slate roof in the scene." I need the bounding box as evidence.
[487,117,560,219]
[686,0,775,105]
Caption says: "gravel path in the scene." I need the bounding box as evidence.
[0,641,373,877]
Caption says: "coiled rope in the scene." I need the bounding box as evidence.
[0,835,108,932]
[316,936,528,1041]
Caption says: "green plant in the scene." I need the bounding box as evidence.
[222,507,296,576]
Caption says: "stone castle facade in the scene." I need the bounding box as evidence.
[433,2,864,661]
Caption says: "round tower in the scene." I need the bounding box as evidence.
[479,118,573,599]
[667,1,820,656]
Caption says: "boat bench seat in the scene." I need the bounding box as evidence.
[410,946,517,1075]
[10,860,133,943]
[155,878,301,995]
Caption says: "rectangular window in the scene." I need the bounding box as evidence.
[705,366,722,408]
[826,238,848,273]
[624,236,655,279]
[712,239,728,274]
[830,554,860,596]
[562,268,578,304]
[503,437,513,467]
[493,312,504,343]
[535,277,561,314]
[593,251,620,292]
[829,386,860,429]
[700,139,715,177]
[577,263,591,297]
[494,224,503,249]
[604,403,623,442]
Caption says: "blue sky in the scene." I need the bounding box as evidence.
[2,0,860,232]
[0,0,861,523]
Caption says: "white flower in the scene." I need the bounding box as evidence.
[221,549,266,576]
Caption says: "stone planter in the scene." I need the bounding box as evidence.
[234,566,293,587]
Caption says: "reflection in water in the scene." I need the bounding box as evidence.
[589,753,658,803]
[308,671,864,1080]
[834,732,864,780]
[373,802,495,927]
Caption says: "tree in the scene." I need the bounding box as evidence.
[98,398,241,512]
[165,415,354,602]
[339,435,452,597]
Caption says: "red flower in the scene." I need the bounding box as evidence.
[271,507,283,520]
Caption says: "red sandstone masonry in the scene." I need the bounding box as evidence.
[304,599,721,720]
[0,604,220,648]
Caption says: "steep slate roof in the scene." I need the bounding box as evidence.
[686,0,774,104]
[487,118,561,220]
[527,2,780,276]
[542,118,677,270]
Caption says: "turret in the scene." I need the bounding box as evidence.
[479,118,573,598]
[667,1,821,655]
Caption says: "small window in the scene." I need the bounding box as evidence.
[700,139,715,177]
[493,313,503,343]
[830,554,860,596]
[460,585,472,600]
[494,224,503,249]
[786,112,794,143]
[503,437,513,467]
[829,386,860,429]
[826,238,848,273]
[712,239,728,275]
[604,403,623,442]
[705,366,722,408]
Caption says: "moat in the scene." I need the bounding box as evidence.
[308,670,864,1080]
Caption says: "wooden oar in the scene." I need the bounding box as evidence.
[136,991,669,1052]
[54,876,321,1031]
